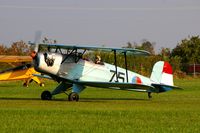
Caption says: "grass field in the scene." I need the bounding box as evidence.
[0,78,199,133]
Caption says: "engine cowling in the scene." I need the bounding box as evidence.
[34,52,63,75]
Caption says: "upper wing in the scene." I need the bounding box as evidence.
[0,55,32,63]
[35,43,150,56]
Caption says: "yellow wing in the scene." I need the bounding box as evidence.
[0,55,32,63]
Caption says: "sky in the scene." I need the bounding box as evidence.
[0,0,200,52]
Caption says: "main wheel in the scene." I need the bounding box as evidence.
[23,82,28,87]
[41,90,52,100]
[68,92,79,101]
[40,83,45,87]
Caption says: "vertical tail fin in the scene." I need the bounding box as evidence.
[150,61,174,86]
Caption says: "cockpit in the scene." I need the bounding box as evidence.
[37,45,105,65]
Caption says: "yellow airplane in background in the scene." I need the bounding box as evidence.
[0,55,44,87]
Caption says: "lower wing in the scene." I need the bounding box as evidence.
[75,81,156,92]
[33,74,182,93]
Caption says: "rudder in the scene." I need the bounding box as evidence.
[150,61,174,86]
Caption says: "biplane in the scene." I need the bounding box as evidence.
[30,42,181,101]
[0,55,44,87]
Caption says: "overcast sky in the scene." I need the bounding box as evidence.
[0,0,200,52]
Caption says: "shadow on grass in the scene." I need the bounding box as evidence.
[0,97,69,101]
[0,97,149,102]
[0,84,20,88]
[0,97,41,101]
[80,97,149,102]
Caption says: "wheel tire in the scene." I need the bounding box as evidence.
[41,90,52,100]
[23,83,28,87]
[40,83,45,87]
[68,92,79,101]
[148,92,152,99]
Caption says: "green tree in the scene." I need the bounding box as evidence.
[160,47,171,61]
[171,36,200,64]
[124,40,155,55]
[138,40,155,55]
[7,41,30,55]
[0,44,8,55]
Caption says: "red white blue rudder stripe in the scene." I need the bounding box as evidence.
[150,61,174,86]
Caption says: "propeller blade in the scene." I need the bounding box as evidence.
[30,31,42,58]
[33,31,42,52]
[34,31,42,44]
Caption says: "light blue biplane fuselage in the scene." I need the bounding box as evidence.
[32,44,180,101]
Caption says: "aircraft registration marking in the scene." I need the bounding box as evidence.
[109,70,125,83]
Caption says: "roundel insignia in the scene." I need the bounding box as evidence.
[132,76,142,84]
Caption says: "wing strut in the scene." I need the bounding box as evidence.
[123,51,129,83]
[113,50,118,82]
[61,48,76,64]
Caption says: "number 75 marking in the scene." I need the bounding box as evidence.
[109,70,125,82]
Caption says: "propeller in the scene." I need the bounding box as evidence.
[30,31,42,58]
[33,31,42,52]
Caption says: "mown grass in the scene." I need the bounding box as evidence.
[0,79,199,133]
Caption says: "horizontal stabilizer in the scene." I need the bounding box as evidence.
[151,83,182,93]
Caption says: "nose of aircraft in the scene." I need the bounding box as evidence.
[31,51,37,59]
[32,52,40,70]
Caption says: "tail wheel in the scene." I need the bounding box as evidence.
[68,92,79,101]
[148,92,152,99]
[41,90,52,100]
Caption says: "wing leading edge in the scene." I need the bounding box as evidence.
[36,43,150,56]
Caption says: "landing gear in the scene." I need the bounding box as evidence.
[68,92,79,101]
[41,90,52,100]
[148,92,152,99]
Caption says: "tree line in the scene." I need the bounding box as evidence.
[0,40,30,55]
